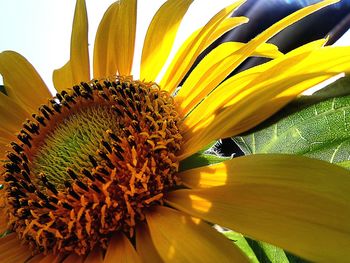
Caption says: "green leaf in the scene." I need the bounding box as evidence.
[179,141,231,171]
[223,231,308,263]
[233,76,350,168]
[179,152,230,172]
[245,239,289,263]
[287,76,350,111]
[223,231,259,263]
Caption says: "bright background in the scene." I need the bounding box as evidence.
[0,0,238,94]
[0,0,349,94]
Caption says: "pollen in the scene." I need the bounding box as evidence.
[2,76,182,255]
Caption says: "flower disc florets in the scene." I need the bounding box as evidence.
[2,76,183,255]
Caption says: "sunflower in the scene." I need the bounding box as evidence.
[1,0,350,262]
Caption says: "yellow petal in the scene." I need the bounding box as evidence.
[226,0,338,80]
[182,39,326,131]
[38,254,64,263]
[0,233,32,262]
[179,162,229,188]
[84,247,104,263]
[136,223,163,263]
[63,254,84,263]
[140,0,193,81]
[52,61,73,93]
[219,76,335,138]
[104,233,141,263]
[180,42,349,159]
[54,0,90,91]
[115,0,137,76]
[0,128,15,143]
[71,0,90,84]
[0,51,51,112]
[26,254,45,263]
[176,42,282,114]
[252,0,338,49]
[160,1,246,93]
[0,91,30,136]
[169,16,249,78]
[93,2,119,78]
[176,0,337,116]
[167,154,350,263]
[0,137,11,150]
[204,17,249,48]
[146,206,249,262]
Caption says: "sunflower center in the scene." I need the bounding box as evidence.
[3,77,182,255]
[32,105,120,189]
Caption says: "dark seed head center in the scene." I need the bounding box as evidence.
[32,105,120,189]
[2,77,183,255]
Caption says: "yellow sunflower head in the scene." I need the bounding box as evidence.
[0,0,350,262]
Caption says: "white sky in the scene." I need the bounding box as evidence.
[0,0,349,94]
[0,0,237,94]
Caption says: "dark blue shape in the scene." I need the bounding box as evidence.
[204,0,350,157]
[226,0,350,52]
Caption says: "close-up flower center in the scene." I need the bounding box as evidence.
[2,77,183,255]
